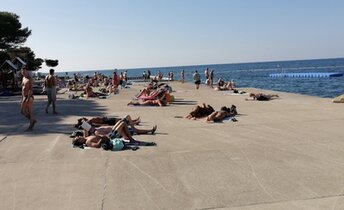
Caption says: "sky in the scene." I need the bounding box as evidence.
[2,0,344,72]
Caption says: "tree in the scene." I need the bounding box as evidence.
[0,11,31,51]
[8,47,44,70]
[0,12,45,70]
[45,59,59,68]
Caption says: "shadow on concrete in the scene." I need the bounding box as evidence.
[0,96,108,137]
[172,99,197,106]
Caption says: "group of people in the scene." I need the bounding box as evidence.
[72,115,157,150]
[127,82,173,107]
[142,70,151,82]
[84,70,128,97]
[214,78,236,91]
[20,67,59,131]
[67,69,131,98]
[185,103,238,122]
[191,68,215,89]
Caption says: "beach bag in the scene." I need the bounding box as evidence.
[111,138,125,151]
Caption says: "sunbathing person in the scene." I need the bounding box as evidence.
[135,88,152,98]
[72,133,155,149]
[75,115,140,128]
[73,135,110,148]
[81,120,157,139]
[185,103,215,119]
[135,88,165,100]
[128,98,167,107]
[98,85,118,94]
[135,83,171,99]
[206,105,237,122]
[247,93,279,101]
[73,120,139,148]
[85,84,108,98]
[214,79,236,91]
[216,78,225,88]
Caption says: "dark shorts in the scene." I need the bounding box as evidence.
[256,96,269,101]
[108,130,121,139]
[194,80,201,85]
[103,117,118,125]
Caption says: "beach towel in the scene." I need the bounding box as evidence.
[136,89,164,100]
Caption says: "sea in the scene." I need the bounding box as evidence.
[56,58,344,98]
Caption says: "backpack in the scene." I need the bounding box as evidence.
[111,138,125,151]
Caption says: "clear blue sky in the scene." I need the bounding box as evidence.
[2,0,344,72]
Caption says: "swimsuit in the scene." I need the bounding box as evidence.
[23,95,34,101]
[103,117,117,125]
[256,95,269,101]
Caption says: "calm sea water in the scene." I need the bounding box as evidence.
[57,58,344,98]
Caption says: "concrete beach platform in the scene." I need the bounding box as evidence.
[0,82,344,210]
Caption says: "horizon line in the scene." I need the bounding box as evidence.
[45,56,344,73]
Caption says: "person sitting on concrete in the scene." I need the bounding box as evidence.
[214,79,236,91]
[84,83,108,98]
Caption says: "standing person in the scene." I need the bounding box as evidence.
[204,68,209,81]
[209,69,214,87]
[21,66,36,131]
[142,71,147,81]
[112,71,119,88]
[44,69,57,114]
[147,69,151,81]
[156,70,162,81]
[73,73,79,83]
[180,70,185,83]
[123,70,128,84]
[119,72,124,89]
[193,70,201,89]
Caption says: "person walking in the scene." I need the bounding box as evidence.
[44,69,57,114]
[21,66,36,131]
[193,70,201,89]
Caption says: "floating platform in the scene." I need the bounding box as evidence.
[269,72,343,78]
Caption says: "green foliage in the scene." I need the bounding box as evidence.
[33,58,44,70]
[44,59,59,67]
[0,12,43,70]
[0,51,10,63]
[8,47,43,70]
[0,11,31,50]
